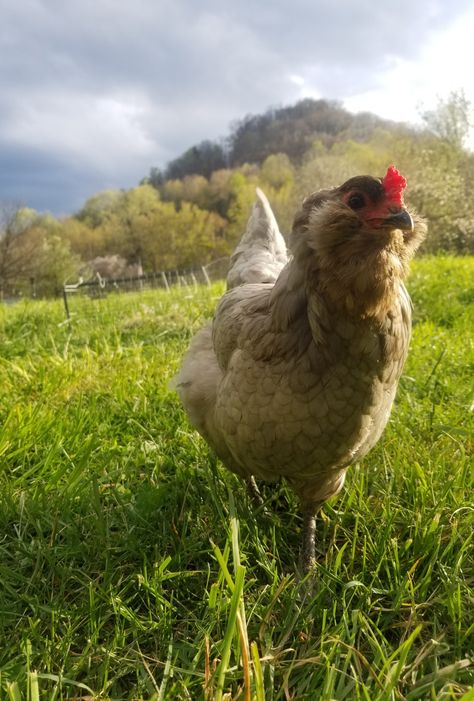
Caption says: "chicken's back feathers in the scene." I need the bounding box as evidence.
[226,188,287,289]
[175,188,287,475]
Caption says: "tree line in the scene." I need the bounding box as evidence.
[1,92,473,298]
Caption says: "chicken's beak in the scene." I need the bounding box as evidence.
[383,209,414,232]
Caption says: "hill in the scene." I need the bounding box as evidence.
[1,95,473,299]
[147,98,409,184]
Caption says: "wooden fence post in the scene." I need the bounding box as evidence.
[62,287,70,320]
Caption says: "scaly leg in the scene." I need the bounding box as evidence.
[245,475,265,507]
[301,503,322,573]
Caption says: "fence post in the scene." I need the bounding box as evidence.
[62,287,70,320]
[161,271,170,291]
[201,265,211,287]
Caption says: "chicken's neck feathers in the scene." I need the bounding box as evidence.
[267,252,410,367]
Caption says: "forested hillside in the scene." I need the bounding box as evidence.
[148,99,397,183]
[1,94,473,298]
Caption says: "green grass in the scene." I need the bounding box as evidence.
[0,256,472,700]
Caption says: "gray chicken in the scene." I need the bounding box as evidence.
[175,166,426,571]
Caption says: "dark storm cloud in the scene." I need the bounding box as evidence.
[0,142,111,214]
[0,0,471,212]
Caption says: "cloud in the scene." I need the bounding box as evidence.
[0,0,472,213]
[0,143,104,214]
[7,93,145,155]
[343,6,474,131]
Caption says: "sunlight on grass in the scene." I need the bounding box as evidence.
[0,257,472,699]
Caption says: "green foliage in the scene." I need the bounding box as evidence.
[29,230,81,296]
[72,185,228,274]
[0,207,80,297]
[422,89,472,149]
[3,95,474,298]
[260,153,295,190]
[228,99,360,165]
[61,217,107,261]
[0,257,472,699]
[75,189,123,228]
[164,139,227,180]
[395,134,474,253]
[226,171,259,245]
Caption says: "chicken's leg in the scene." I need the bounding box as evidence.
[246,475,265,508]
[245,476,273,518]
[301,502,322,573]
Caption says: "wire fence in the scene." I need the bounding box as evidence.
[62,257,230,321]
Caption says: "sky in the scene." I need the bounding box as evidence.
[1,0,473,215]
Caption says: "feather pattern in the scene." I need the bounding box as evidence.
[174,175,426,569]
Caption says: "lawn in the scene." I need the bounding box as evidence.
[0,256,472,700]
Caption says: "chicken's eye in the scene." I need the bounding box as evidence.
[347,193,366,210]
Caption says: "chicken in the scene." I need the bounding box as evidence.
[174,166,426,571]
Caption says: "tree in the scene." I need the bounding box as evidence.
[181,175,210,209]
[226,171,258,246]
[395,133,474,253]
[0,206,82,297]
[100,185,163,265]
[144,166,164,188]
[90,184,228,272]
[164,140,227,180]
[61,217,107,260]
[160,179,185,207]
[0,204,38,296]
[260,153,294,189]
[422,89,472,149]
[228,99,380,166]
[75,190,123,228]
[147,202,227,270]
[26,227,81,295]
[207,169,234,217]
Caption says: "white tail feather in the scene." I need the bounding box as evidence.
[226,189,288,289]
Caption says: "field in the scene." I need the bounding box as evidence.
[0,256,472,700]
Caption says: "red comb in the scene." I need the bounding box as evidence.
[382,165,407,206]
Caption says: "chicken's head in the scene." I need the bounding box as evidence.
[291,166,427,315]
